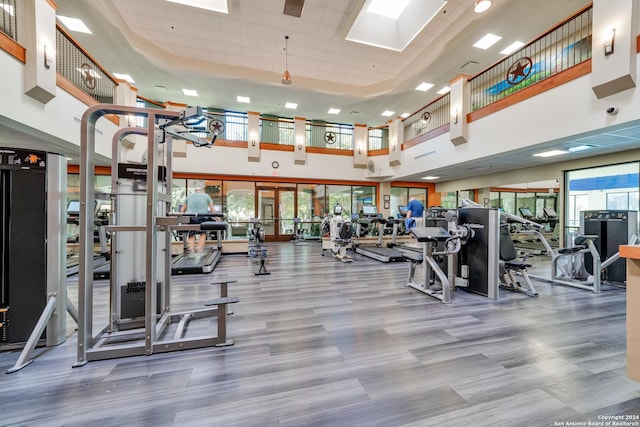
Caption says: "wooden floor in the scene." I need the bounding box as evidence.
[1,242,640,426]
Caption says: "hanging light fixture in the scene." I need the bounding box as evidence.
[281,35,292,85]
[473,0,492,13]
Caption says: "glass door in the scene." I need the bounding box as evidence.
[257,184,296,241]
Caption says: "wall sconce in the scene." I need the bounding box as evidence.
[44,45,55,69]
[357,143,363,154]
[250,134,257,147]
[391,139,397,151]
[453,108,459,124]
[605,28,615,56]
[296,138,303,150]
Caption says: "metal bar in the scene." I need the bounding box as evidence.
[174,313,193,340]
[6,296,57,373]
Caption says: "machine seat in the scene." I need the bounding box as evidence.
[504,260,531,270]
[410,227,451,243]
[201,221,228,231]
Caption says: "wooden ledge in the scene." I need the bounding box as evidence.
[620,245,640,260]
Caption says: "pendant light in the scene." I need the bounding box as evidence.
[281,35,292,85]
[474,0,492,13]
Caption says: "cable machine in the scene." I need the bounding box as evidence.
[1,147,66,372]
[75,104,235,367]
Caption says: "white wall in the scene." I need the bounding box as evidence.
[0,52,118,160]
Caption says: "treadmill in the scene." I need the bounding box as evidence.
[354,205,405,262]
[171,215,226,275]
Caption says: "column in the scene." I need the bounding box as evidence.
[247,111,260,162]
[294,116,306,165]
[591,0,638,98]
[449,74,471,146]
[23,0,56,104]
[353,123,368,168]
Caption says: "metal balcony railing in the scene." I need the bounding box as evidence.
[470,5,592,111]
[403,93,450,142]
[56,25,117,104]
[306,121,353,150]
[0,0,16,41]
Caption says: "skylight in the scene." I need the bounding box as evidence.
[381,110,395,117]
[533,150,568,158]
[415,82,434,92]
[182,89,198,97]
[473,33,502,50]
[421,176,439,180]
[165,0,229,14]
[437,86,451,95]
[57,16,92,34]
[328,108,341,115]
[346,0,447,52]
[237,96,250,103]
[400,113,410,118]
[285,102,297,109]
[367,0,411,20]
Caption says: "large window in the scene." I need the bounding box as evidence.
[224,181,255,237]
[327,185,352,217]
[565,162,640,229]
[390,187,427,218]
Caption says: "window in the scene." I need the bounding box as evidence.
[225,111,248,142]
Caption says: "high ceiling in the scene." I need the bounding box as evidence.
[9,0,636,187]
[54,0,592,127]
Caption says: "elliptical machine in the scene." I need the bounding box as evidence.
[321,203,354,263]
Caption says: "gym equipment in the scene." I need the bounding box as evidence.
[404,210,475,303]
[291,217,308,245]
[66,200,110,277]
[75,104,237,367]
[0,147,67,373]
[321,203,353,263]
[171,213,225,275]
[248,218,270,275]
[581,210,638,284]
[456,207,501,299]
[354,205,405,263]
[498,225,538,296]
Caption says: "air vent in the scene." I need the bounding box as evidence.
[284,0,304,17]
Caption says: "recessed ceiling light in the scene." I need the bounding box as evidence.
[400,113,410,118]
[328,108,341,115]
[568,145,595,152]
[415,82,434,92]
[182,89,198,97]
[166,0,229,14]
[421,176,440,180]
[57,16,92,34]
[437,86,450,95]
[367,0,411,20]
[473,33,502,50]
[381,110,395,117]
[533,150,568,158]
[500,41,525,55]
[1,4,14,16]
[237,96,250,103]
[285,102,297,109]
[113,73,135,84]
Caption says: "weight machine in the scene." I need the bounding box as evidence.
[75,104,236,367]
[321,203,353,263]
